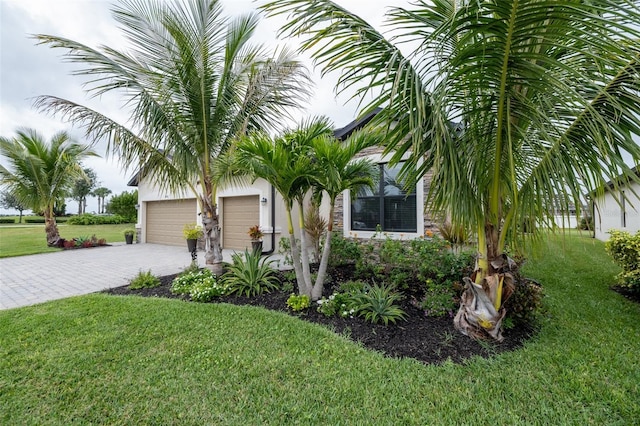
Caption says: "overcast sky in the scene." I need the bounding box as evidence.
[0,0,409,214]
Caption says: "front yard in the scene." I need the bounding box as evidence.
[0,233,638,424]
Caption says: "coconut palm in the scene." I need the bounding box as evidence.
[263,0,640,340]
[0,129,97,246]
[34,0,312,272]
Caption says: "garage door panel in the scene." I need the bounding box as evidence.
[146,199,196,246]
[223,196,259,250]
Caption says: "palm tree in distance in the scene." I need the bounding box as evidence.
[34,0,312,272]
[0,129,97,246]
[92,187,112,214]
[263,0,640,340]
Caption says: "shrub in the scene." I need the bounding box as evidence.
[183,223,203,239]
[417,279,458,317]
[24,217,45,223]
[286,294,310,311]
[317,291,358,318]
[605,230,640,292]
[189,275,230,302]
[503,277,546,327]
[129,270,161,289]
[0,218,15,223]
[577,216,594,231]
[222,250,280,296]
[67,214,128,225]
[328,232,362,267]
[353,283,407,325]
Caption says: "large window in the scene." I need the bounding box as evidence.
[351,162,417,232]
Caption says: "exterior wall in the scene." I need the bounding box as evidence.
[594,180,640,240]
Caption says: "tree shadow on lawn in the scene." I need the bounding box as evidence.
[103,267,537,366]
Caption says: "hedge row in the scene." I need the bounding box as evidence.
[66,214,131,225]
[0,218,15,224]
[24,217,69,224]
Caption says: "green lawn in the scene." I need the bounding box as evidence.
[0,224,133,258]
[1,234,638,425]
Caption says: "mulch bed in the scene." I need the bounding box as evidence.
[103,267,537,365]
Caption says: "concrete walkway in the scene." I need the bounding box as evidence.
[0,244,284,310]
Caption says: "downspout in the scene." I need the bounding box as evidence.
[262,184,276,255]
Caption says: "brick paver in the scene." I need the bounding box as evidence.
[0,244,283,310]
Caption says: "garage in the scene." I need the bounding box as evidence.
[145,199,197,246]
[222,195,259,250]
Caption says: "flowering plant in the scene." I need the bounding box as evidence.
[247,225,264,241]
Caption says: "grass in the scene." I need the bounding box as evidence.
[1,233,639,424]
[0,224,133,258]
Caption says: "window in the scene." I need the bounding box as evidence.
[351,162,417,232]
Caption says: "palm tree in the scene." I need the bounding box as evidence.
[0,129,97,246]
[263,0,640,340]
[92,187,112,215]
[309,130,380,300]
[34,0,312,272]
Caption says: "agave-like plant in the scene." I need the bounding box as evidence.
[223,250,280,297]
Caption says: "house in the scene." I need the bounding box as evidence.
[593,166,640,241]
[129,110,438,250]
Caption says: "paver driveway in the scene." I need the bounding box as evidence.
[0,243,281,310]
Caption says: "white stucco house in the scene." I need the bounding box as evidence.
[129,110,438,251]
[593,167,640,241]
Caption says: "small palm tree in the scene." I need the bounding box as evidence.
[34,0,311,272]
[263,0,640,340]
[0,129,97,246]
[92,187,112,214]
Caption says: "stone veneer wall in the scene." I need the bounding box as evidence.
[332,145,440,235]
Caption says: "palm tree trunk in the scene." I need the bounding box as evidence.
[312,202,334,301]
[454,221,514,341]
[286,207,309,296]
[297,200,313,292]
[44,206,61,247]
[200,190,223,275]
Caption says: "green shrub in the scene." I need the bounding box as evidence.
[503,277,546,327]
[353,283,406,325]
[24,217,45,223]
[577,216,594,231]
[417,279,458,317]
[129,270,161,289]
[223,250,280,296]
[0,218,15,223]
[605,230,640,292]
[317,291,358,318]
[286,294,310,311]
[67,214,128,225]
[170,269,229,301]
[328,232,362,267]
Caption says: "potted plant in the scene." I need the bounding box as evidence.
[247,225,264,254]
[123,228,135,245]
[183,223,203,253]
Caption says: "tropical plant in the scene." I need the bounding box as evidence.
[263,0,640,340]
[222,250,280,296]
[123,229,135,237]
[91,187,112,215]
[0,190,27,223]
[129,270,161,290]
[353,283,407,325]
[35,0,312,273]
[605,230,640,292]
[0,129,97,246]
[247,225,264,241]
[183,223,203,240]
[303,201,327,263]
[71,167,97,215]
[227,118,378,299]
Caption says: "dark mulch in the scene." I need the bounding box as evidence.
[611,285,640,304]
[103,266,537,365]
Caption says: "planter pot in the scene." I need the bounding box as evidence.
[187,238,198,253]
[125,234,134,245]
[251,240,263,254]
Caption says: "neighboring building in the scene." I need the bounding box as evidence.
[130,110,437,250]
[593,167,640,241]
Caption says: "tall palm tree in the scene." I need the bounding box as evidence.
[0,129,97,246]
[34,0,312,272]
[92,187,112,214]
[263,0,640,340]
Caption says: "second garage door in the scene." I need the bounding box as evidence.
[222,195,259,250]
[146,199,197,246]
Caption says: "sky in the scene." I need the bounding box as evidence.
[0,0,409,214]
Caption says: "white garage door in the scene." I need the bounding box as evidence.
[146,199,197,246]
[222,196,259,250]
